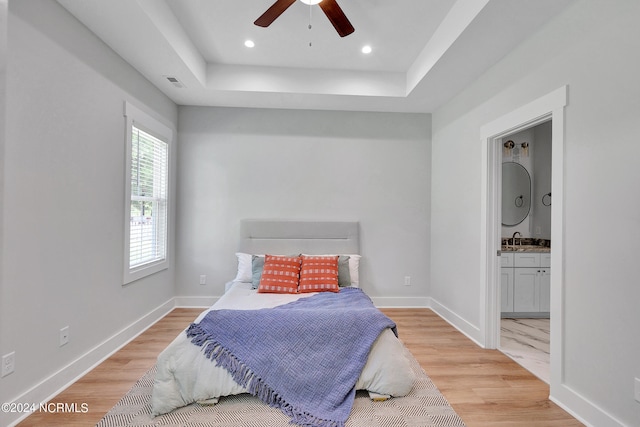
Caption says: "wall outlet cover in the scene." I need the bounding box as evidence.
[2,352,15,377]
[59,326,70,347]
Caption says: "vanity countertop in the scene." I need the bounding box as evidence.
[501,237,550,253]
[501,245,550,253]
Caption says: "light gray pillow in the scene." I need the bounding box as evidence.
[251,255,265,289]
[338,255,352,287]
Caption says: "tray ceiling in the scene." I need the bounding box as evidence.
[57,0,573,112]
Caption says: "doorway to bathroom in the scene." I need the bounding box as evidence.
[498,121,552,383]
[479,85,566,391]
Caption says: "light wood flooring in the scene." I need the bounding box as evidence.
[17,308,583,427]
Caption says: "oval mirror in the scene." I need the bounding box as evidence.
[502,162,531,226]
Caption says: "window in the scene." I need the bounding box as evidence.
[123,102,172,284]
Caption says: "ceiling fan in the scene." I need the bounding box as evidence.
[254,0,355,37]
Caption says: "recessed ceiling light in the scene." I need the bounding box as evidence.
[361,45,372,54]
[244,40,255,48]
[300,0,322,5]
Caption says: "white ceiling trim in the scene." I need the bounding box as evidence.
[137,0,207,86]
[56,0,575,113]
[56,0,480,99]
[207,64,406,97]
[407,0,489,93]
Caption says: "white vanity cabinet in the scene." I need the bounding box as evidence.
[539,254,551,312]
[500,253,514,313]
[501,252,550,317]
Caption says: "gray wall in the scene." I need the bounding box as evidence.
[0,2,6,373]
[0,0,178,414]
[175,107,431,303]
[532,121,552,240]
[431,1,640,425]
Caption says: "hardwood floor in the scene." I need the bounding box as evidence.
[384,310,581,427]
[17,308,583,427]
[16,308,198,427]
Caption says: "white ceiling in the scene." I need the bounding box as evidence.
[57,0,573,113]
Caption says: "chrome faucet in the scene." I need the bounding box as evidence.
[512,231,522,248]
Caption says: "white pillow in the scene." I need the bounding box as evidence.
[233,252,287,283]
[345,254,361,288]
[233,252,253,282]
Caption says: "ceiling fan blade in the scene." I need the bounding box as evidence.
[318,0,354,37]
[254,0,297,27]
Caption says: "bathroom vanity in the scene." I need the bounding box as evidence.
[501,248,550,318]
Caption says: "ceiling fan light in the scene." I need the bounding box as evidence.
[299,0,322,5]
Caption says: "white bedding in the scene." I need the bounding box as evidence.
[151,282,417,416]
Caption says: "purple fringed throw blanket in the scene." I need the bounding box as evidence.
[186,287,396,427]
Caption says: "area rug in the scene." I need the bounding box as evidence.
[96,345,465,427]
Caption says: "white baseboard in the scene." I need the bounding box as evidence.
[174,296,219,308]
[371,296,430,308]
[429,297,483,347]
[427,299,622,427]
[3,299,175,427]
[550,383,626,427]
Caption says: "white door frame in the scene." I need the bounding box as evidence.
[479,86,567,392]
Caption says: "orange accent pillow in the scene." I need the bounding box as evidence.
[257,255,302,294]
[299,255,340,293]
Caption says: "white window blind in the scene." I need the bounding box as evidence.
[123,101,172,284]
[129,125,168,269]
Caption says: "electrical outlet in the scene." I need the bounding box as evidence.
[59,326,70,347]
[404,276,411,286]
[634,377,640,403]
[199,275,206,285]
[2,352,15,377]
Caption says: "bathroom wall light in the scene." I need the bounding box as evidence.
[503,140,515,155]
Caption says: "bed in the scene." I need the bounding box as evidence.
[151,220,417,426]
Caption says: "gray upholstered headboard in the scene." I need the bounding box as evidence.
[238,220,359,255]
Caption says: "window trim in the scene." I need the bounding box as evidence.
[123,101,172,285]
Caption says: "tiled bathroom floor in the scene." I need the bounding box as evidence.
[500,318,550,383]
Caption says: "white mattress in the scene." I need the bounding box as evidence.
[152,281,417,416]
[204,281,318,317]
